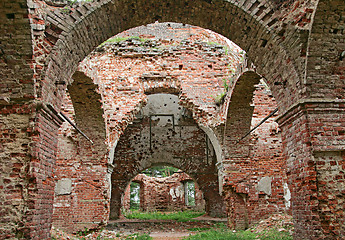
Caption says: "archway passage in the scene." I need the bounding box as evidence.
[53,25,237,234]
[1,0,344,238]
[122,166,206,213]
[39,0,306,113]
[108,166,228,238]
[109,93,226,220]
[219,71,288,230]
[52,71,109,233]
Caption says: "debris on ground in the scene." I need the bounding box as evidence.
[248,213,294,238]
[51,213,294,240]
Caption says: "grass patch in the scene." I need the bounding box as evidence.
[185,229,256,240]
[187,227,211,232]
[125,233,152,240]
[255,229,293,240]
[124,210,205,222]
[184,228,292,240]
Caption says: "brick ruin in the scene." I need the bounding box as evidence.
[0,0,344,239]
[50,23,288,233]
[122,172,206,212]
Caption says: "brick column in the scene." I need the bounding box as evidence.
[277,100,345,239]
[0,102,63,239]
[223,186,248,230]
[203,188,226,218]
[109,180,127,219]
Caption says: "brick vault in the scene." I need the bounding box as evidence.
[0,0,344,239]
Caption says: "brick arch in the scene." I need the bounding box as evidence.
[221,70,283,230]
[111,161,225,219]
[107,88,224,165]
[52,71,109,232]
[223,70,263,160]
[4,0,345,239]
[42,0,305,113]
[109,93,225,219]
[122,163,203,193]
[121,165,207,213]
[68,71,107,151]
[143,84,181,96]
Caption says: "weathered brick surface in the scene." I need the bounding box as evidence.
[0,0,34,104]
[277,102,345,239]
[122,173,205,212]
[1,0,344,239]
[50,25,286,233]
[52,72,109,233]
[107,90,225,220]
[27,0,316,112]
[306,0,345,100]
[0,4,37,236]
[315,151,345,238]
[218,72,287,229]
[0,106,32,239]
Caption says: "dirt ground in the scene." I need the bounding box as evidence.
[106,215,227,239]
[51,214,293,240]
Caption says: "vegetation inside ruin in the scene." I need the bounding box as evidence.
[98,36,150,48]
[142,165,180,177]
[124,233,152,240]
[185,229,292,240]
[129,182,140,210]
[51,214,293,239]
[123,210,205,222]
[185,222,293,240]
[129,165,197,210]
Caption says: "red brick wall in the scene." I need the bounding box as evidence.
[108,92,225,219]
[51,25,287,232]
[220,75,287,229]
[2,1,344,239]
[122,173,205,212]
[52,72,110,233]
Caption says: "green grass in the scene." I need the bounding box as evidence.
[255,229,293,240]
[123,210,205,222]
[187,227,211,232]
[125,233,152,240]
[184,228,293,240]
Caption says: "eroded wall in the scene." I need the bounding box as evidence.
[123,173,205,212]
[52,24,287,233]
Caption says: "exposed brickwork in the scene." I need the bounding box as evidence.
[122,173,205,212]
[306,0,345,100]
[315,151,345,238]
[218,73,287,229]
[1,0,344,239]
[78,23,242,141]
[49,26,286,233]
[277,101,345,239]
[28,0,321,112]
[0,105,33,239]
[52,72,109,233]
[0,0,34,103]
[108,92,225,219]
